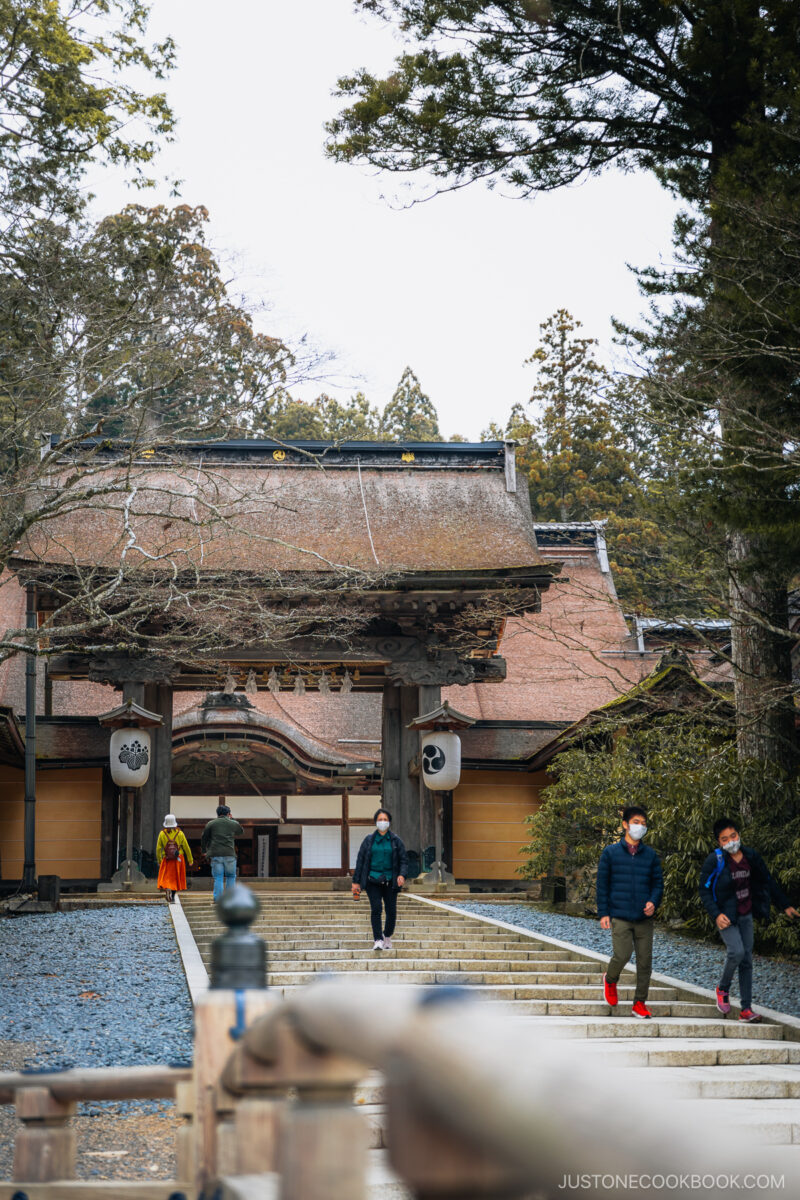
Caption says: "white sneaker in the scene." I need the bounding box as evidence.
[373,939,384,950]
[382,937,392,950]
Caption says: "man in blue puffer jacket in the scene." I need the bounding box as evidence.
[596,805,664,1019]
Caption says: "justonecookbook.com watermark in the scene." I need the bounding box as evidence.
[558,1176,785,1192]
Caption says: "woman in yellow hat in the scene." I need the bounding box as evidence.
[156,814,193,903]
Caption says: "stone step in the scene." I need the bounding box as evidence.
[581,1038,800,1066]
[257,948,591,963]
[354,1076,385,1107]
[185,919,526,933]
[257,980,718,1016]
[191,937,578,955]
[263,970,682,999]
[501,1016,785,1039]
[613,1064,800,1099]
[265,963,609,982]
[672,1098,800,1143]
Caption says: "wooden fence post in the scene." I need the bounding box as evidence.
[193,987,275,1192]
[193,883,273,1194]
[219,1040,286,1176]
[226,1010,369,1200]
[12,1087,76,1183]
[276,1078,368,1200]
[174,1079,196,1184]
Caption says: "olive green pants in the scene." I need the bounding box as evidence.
[607,918,654,1004]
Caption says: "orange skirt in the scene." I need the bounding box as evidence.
[157,856,187,892]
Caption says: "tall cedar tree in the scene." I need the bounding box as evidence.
[329,0,800,774]
[482,310,728,616]
[380,366,440,440]
[514,310,642,522]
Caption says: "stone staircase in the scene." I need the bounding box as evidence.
[179,893,800,1161]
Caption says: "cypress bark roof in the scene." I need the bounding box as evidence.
[12,442,547,577]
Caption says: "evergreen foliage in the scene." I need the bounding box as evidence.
[0,0,175,198]
[379,365,441,440]
[519,715,800,954]
[328,1,800,208]
[330,0,800,771]
[481,309,728,616]
[505,310,643,523]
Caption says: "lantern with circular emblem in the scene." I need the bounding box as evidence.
[407,700,476,889]
[420,730,461,791]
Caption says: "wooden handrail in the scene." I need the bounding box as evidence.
[218,979,800,1200]
[0,1064,191,1105]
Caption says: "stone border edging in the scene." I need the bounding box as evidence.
[168,895,210,1002]
[407,893,800,1040]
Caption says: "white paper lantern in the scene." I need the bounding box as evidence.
[420,731,461,790]
[110,727,152,788]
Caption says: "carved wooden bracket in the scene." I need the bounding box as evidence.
[87,654,180,686]
[386,651,506,687]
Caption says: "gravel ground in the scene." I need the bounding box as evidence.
[455,902,800,1018]
[0,905,193,1181]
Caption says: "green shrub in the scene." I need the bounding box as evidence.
[519,715,800,955]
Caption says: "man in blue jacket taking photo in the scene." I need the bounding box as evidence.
[596,805,664,1019]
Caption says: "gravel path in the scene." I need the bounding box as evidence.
[455,902,800,1018]
[0,905,193,1181]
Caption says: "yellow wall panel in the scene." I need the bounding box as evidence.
[452,769,550,880]
[0,769,103,881]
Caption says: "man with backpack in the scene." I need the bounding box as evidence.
[596,805,664,1019]
[699,817,798,1022]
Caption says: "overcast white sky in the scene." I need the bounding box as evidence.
[91,1,679,441]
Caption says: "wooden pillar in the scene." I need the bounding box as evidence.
[382,684,419,856]
[382,682,439,863]
[442,789,454,874]
[139,683,173,863]
[417,685,440,862]
[121,682,145,879]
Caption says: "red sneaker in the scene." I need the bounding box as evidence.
[602,973,618,1007]
[738,1008,762,1023]
[631,1001,652,1019]
[715,987,731,1015]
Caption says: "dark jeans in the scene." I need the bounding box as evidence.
[607,917,654,1004]
[366,880,397,940]
[718,913,754,1009]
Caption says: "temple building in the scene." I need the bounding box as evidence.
[0,440,735,890]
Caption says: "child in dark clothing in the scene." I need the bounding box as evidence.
[699,817,797,1022]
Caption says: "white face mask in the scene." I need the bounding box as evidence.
[627,824,647,841]
[723,838,741,854]
[376,820,390,832]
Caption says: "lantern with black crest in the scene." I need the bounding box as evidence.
[408,701,476,791]
[98,699,164,788]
